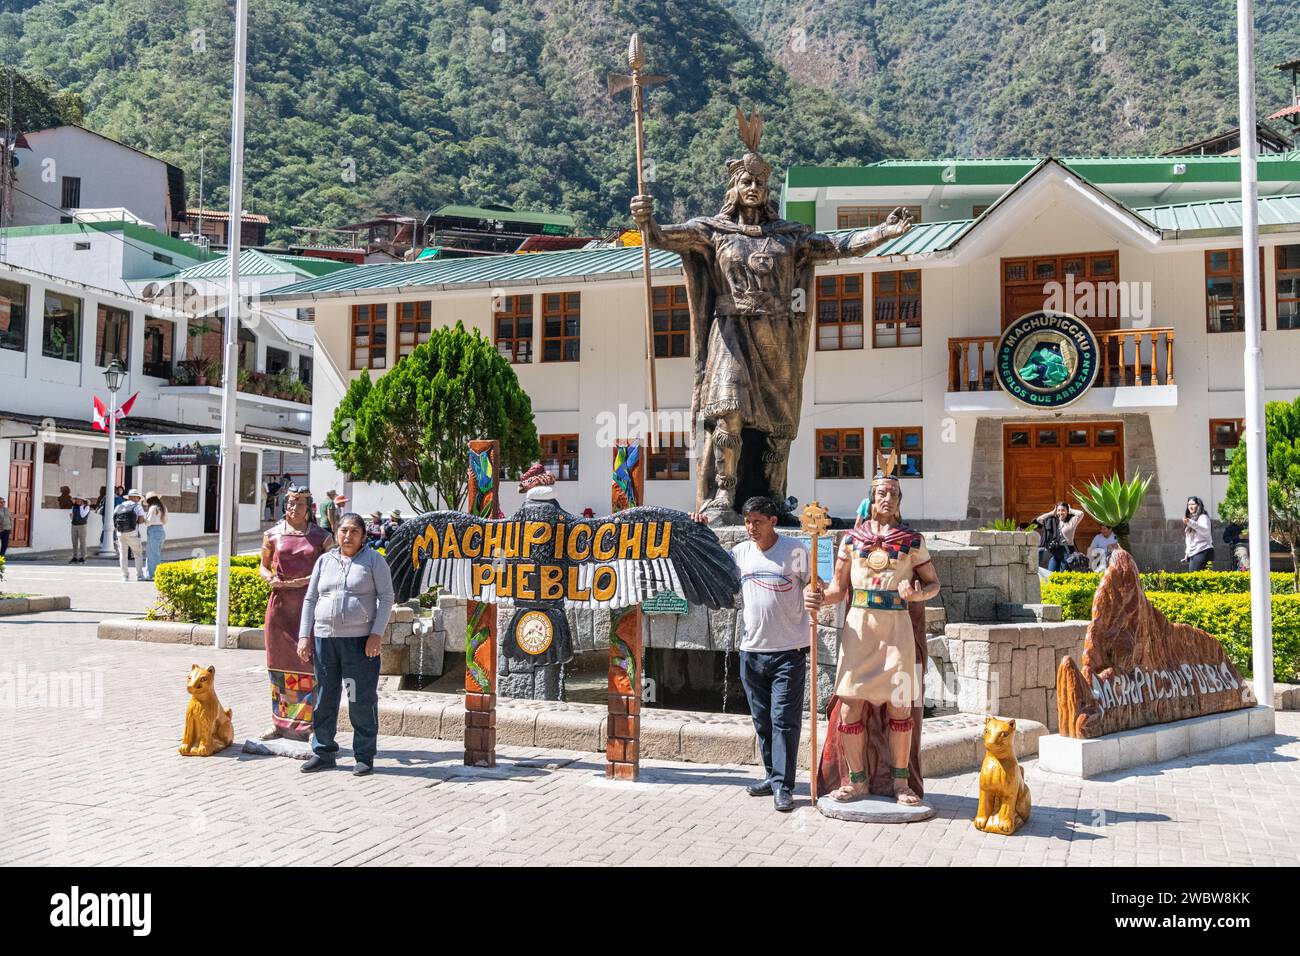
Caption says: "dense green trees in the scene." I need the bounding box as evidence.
[326,323,539,513]
[1221,399,1300,593]
[4,0,889,242]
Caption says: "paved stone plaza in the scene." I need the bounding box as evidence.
[2,557,1298,867]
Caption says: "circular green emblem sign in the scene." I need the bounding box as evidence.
[995,311,1099,409]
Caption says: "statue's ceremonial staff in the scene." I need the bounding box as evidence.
[609,33,667,451]
[800,500,831,802]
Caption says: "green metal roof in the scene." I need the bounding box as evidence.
[175,249,353,281]
[785,153,1300,189]
[433,203,576,229]
[1134,193,1300,233]
[0,220,211,261]
[261,221,970,301]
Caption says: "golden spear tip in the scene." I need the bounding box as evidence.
[628,32,644,71]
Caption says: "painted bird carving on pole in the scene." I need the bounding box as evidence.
[386,462,739,667]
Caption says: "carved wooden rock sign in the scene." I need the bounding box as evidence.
[1056,550,1256,738]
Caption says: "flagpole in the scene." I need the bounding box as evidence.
[97,390,118,556]
[1236,0,1274,709]
[214,0,249,649]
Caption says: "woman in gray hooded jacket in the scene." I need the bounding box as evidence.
[298,512,395,776]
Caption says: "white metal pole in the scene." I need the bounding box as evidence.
[98,388,118,556]
[1237,0,1274,709]
[214,0,249,649]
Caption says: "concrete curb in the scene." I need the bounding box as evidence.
[97,618,264,650]
[0,595,72,616]
[335,689,1047,777]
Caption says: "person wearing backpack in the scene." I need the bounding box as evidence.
[113,489,147,581]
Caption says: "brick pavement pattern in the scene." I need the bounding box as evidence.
[2,558,1299,866]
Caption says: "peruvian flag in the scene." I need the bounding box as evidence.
[91,392,139,431]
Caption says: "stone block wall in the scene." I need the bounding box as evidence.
[927,529,1041,622]
[938,620,1089,732]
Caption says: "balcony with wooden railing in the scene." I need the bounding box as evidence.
[948,327,1176,393]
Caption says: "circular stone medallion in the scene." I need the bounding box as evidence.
[515,610,554,656]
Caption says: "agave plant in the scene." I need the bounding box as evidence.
[981,517,1038,533]
[1071,472,1153,552]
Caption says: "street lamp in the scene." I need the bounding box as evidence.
[98,357,127,556]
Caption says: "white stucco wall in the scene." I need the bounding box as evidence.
[11,127,172,229]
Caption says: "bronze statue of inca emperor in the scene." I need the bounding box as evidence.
[630,109,913,524]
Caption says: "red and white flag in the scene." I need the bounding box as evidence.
[91,392,139,431]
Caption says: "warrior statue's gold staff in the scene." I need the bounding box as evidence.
[609,33,667,452]
[800,501,831,802]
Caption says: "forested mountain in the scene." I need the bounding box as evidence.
[0,0,890,241]
[723,0,1300,158]
[2,1,1298,242]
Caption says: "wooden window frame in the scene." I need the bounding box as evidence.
[872,270,922,349]
[1205,248,1266,334]
[815,427,865,480]
[873,426,923,478]
[396,300,432,359]
[541,292,580,363]
[837,205,921,230]
[350,303,388,370]
[1000,250,1118,328]
[1276,244,1300,331]
[1210,418,1245,475]
[494,294,534,364]
[540,433,580,481]
[647,431,691,481]
[816,273,865,351]
[652,285,690,358]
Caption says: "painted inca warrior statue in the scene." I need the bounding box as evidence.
[806,453,940,806]
[630,109,913,524]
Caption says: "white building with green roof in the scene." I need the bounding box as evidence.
[0,220,351,554]
[264,154,1300,571]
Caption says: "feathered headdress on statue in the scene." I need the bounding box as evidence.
[872,448,901,490]
[726,107,772,183]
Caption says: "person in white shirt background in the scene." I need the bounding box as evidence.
[142,491,168,581]
[1183,496,1214,571]
[1087,524,1119,572]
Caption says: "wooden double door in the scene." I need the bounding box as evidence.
[1004,422,1124,545]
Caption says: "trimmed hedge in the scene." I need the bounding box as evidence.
[1045,570,1293,596]
[148,554,270,628]
[1040,571,1300,681]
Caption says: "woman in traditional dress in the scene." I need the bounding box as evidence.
[806,462,940,805]
[258,485,334,740]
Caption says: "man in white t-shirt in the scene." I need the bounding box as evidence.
[727,496,813,812]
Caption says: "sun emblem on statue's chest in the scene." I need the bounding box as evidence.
[746,238,777,276]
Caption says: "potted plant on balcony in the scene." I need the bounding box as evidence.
[203,360,223,387]
[237,367,252,393]
[288,378,311,404]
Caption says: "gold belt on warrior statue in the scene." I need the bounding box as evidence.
[851,588,908,612]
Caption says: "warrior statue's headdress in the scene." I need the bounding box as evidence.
[726,108,772,183]
[872,449,901,491]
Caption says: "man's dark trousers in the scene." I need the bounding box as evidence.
[740,648,807,792]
